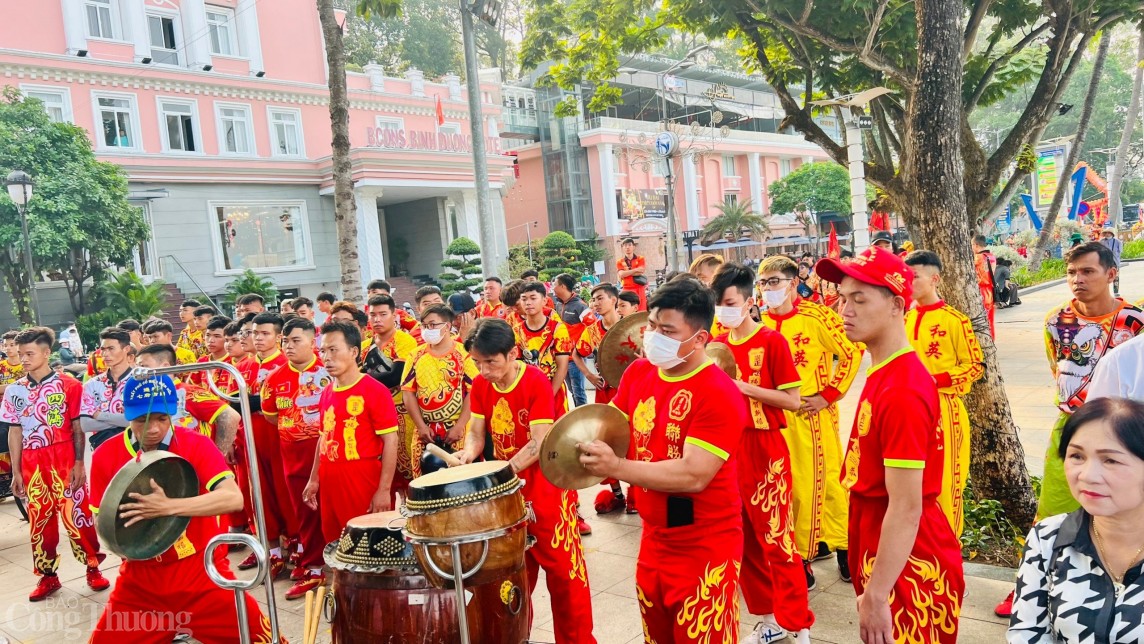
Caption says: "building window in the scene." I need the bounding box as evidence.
[269,108,303,157]
[375,116,404,132]
[780,158,793,177]
[724,194,738,207]
[159,99,199,152]
[212,202,312,273]
[147,13,181,65]
[22,87,71,123]
[217,104,254,154]
[206,7,238,56]
[439,122,462,135]
[86,0,118,39]
[723,155,737,177]
[95,94,138,149]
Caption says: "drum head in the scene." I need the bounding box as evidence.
[409,461,509,488]
[96,451,198,560]
[330,511,417,571]
[404,461,520,515]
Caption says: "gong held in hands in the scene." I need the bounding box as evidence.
[539,404,630,490]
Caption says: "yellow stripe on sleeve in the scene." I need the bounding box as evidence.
[884,458,925,469]
[685,436,730,461]
[375,425,399,436]
[206,471,234,490]
[778,381,802,391]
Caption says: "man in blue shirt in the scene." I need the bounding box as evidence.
[1100,226,1123,296]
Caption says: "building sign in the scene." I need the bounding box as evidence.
[1033,144,1069,210]
[617,188,666,219]
[703,83,734,100]
[364,126,502,154]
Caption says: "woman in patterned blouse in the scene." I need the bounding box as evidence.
[1009,397,1144,643]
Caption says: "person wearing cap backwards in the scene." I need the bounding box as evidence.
[815,247,964,644]
[902,250,985,539]
[88,374,273,643]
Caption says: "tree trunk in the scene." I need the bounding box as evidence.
[1030,31,1113,271]
[900,0,1036,530]
[317,0,364,304]
[2,267,34,324]
[1109,26,1144,226]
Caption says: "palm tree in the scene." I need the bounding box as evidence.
[699,200,770,261]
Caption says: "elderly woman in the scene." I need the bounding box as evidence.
[1009,397,1144,643]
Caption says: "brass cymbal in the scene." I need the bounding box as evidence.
[540,404,630,490]
[597,311,648,388]
[96,450,198,560]
[706,342,738,378]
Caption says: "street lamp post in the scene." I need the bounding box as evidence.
[5,170,38,324]
[507,220,538,265]
[459,0,501,280]
[657,45,708,272]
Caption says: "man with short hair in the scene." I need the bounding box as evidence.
[261,317,330,598]
[315,292,336,326]
[458,318,596,644]
[80,327,135,451]
[363,295,418,491]
[520,270,557,310]
[330,301,371,352]
[616,290,640,316]
[972,234,997,339]
[2,326,108,601]
[1,329,25,393]
[516,281,573,418]
[903,251,985,538]
[476,277,507,319]
[579,278,749,643]
[369,279,419,332]
[303,320,400,540]
[191,306,216,357]
[292,296,316,321]
[712,263,811,644]
[234,293,266,317]
[195,316,232,371]
[87,374,273,643]
[553,273,593,408]
[414,285,446,313]
[177,299,203,356]
[143,320,197,365]
[616,237,648,310]
[1100,226,1123,296]
[815,247,964,643]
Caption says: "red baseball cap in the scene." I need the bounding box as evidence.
[814,246,914,305]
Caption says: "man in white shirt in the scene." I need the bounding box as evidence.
[1086,333,1144,401]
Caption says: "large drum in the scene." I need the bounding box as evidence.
[325,511,530,644]
[402,461,529,589]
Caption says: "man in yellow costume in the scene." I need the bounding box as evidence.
[903,251,985,537]
[759,255,861,588]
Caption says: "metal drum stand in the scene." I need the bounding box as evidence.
[403,506,534,644]
[205,533,268,644]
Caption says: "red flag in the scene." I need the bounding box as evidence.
[435,95,445,127]
[827,223,841,259]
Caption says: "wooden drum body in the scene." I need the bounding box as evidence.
[402,461,530,589]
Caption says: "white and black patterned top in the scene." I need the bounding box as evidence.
[1009,511,1144,643]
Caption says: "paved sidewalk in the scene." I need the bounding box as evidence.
[0,263,1139,643]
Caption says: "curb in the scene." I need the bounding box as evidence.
[964,561,1017,581]
[1020,278,1066,295]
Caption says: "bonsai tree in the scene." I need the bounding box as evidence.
[439,236,483,295]
[539,231,586,282]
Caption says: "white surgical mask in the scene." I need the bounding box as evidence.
[643,329,699,370]
[763,289,788,309]
[715,305,747,329]
[421,328,444,345]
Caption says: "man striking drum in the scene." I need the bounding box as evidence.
[88,374,273,643]
[579,277,749,643]
[458,318,596,644]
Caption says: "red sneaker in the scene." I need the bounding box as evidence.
[285,572,324,600]
[576,515,592,536]
[286,539,301,567]
[237,552,258,570]
[994,590,1015,618]
[269,555,287,579]
[625,492,638,515]
[594,490,625,515]
[290,565,307,581]
[29,575,61,602]
[86,566,110,591]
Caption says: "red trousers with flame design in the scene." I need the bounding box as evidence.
[22,442,102,574]
[739,429,814,632]
[521,468,596,644]
[849,495,964,644]
[636,522,742,644]
[251,415,297,544]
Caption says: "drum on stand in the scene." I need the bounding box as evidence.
[325,511,530,643]
[401,461,530,589]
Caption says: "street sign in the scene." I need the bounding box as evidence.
[857,115,874,129]
[654,131,677,157]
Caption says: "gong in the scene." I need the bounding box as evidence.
[596,311,648,388]
[96,451,199,560]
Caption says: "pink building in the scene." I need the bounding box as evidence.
[2,0,513,311]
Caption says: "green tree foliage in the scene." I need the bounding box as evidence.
[97,271,168,321]
[0,87,148,322]
[439,236,483,295]
[538,231,586,282]
[767,163,851,216]
[699,199,770,245]
[221,270,278,312]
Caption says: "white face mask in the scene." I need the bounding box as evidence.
[643,329,699,370]
[715,305,747,329]
[763,289,788,310]
[421,328,444,345]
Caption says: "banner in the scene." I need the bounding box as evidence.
[617,188,666,220]
[1033,144,1068,210]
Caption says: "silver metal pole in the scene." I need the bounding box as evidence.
[18,198,40,325]
[132,362,282,644]
[451,543,472,644]
[660,75,679,272]
[526,221,533,266]
[460,1,497,276]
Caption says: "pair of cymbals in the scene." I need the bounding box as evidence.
[540,404,630,490]
[597,312,648,387]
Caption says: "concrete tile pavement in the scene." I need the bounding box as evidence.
[0,263,1139,643]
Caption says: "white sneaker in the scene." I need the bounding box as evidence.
[794,629,811,644]
[743,616,788,643]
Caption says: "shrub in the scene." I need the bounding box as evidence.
[1123,239,1144,261]
[97,271,168,320]
[1011,258,1066,288]
[539,231,586,282]
[961,478,1024,567]
[439,237,482,295]
[221,270,278,312]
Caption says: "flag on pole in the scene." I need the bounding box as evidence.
[827,223,841,258]
[435,95,445,127]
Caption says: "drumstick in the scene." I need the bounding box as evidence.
[425,443,463,467]
[310,586,328,644]
[302,589,314,644]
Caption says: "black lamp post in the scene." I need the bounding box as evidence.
[6,170,39,324]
